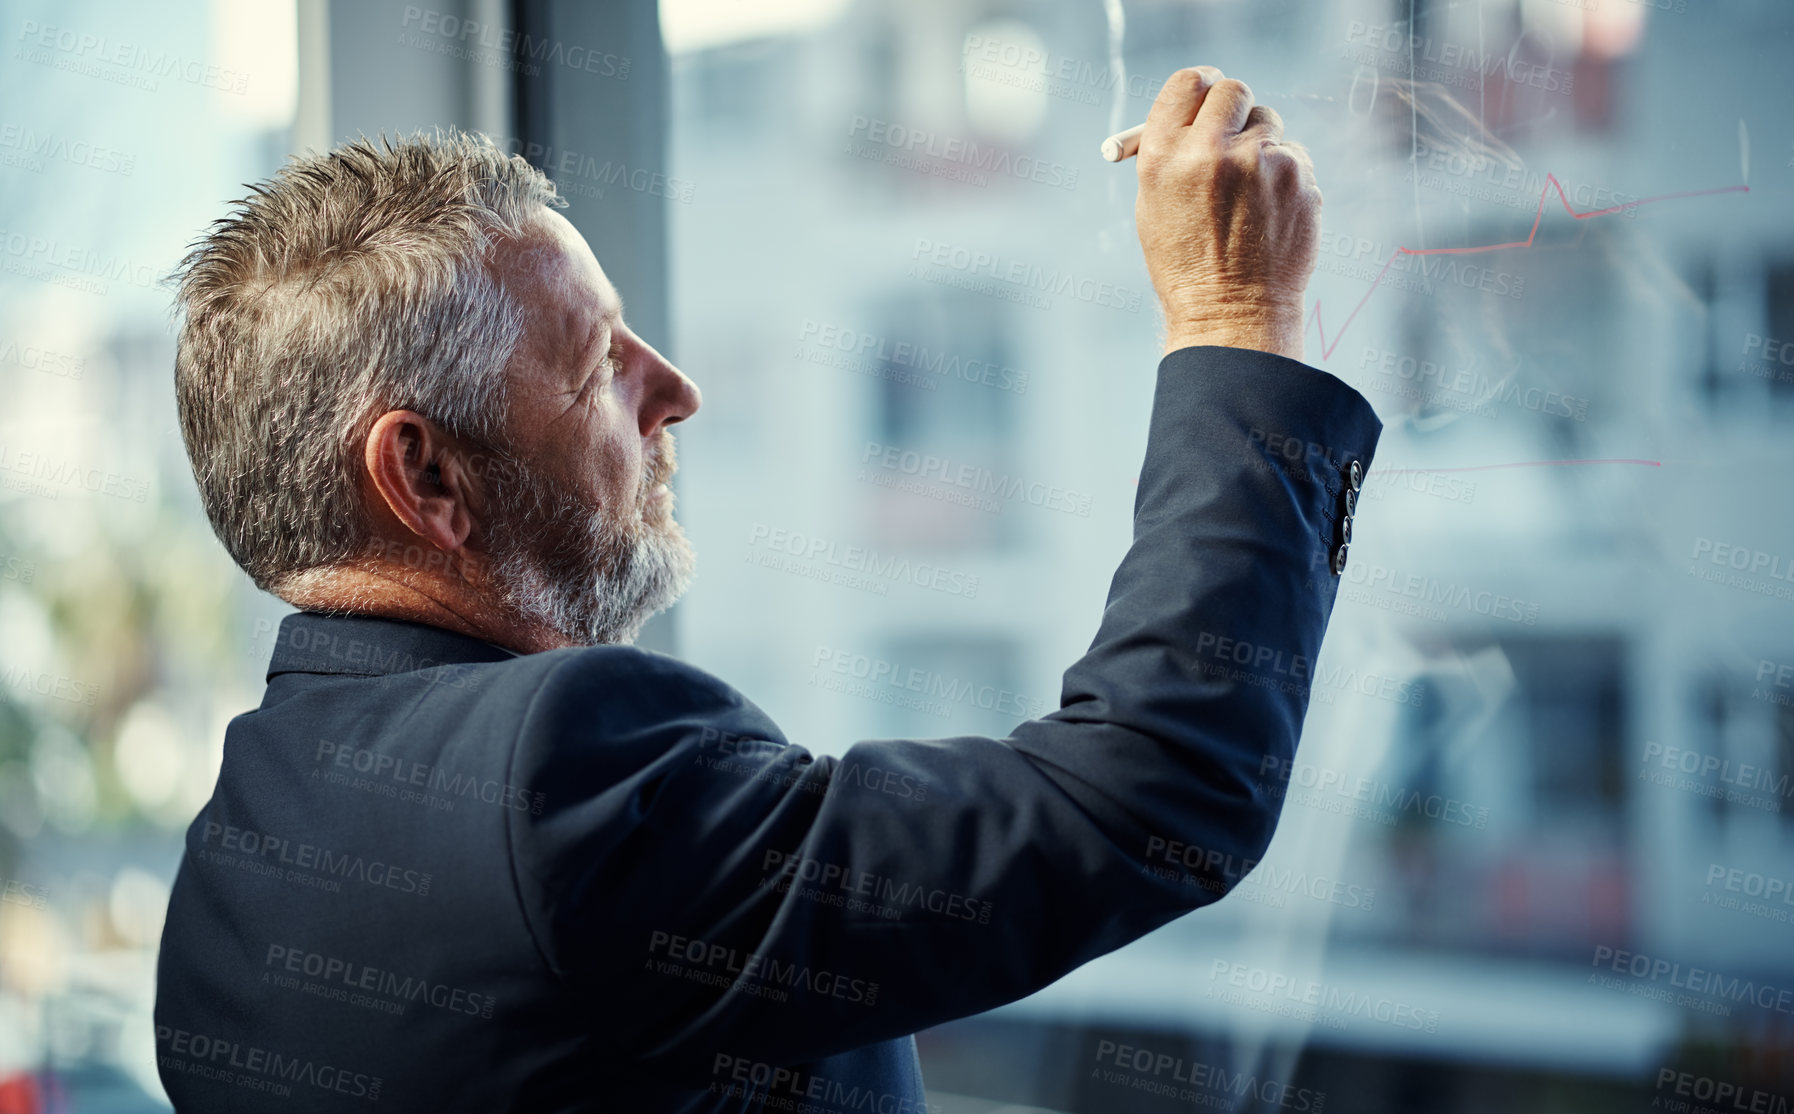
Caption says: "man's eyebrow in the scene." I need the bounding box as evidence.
[600,295,625,331]
[585,301,623,359]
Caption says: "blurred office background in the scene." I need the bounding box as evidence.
[1,0,1791,1109]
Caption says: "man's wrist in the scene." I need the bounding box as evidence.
[1162,309,1306,361]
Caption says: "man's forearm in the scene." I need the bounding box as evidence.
[1010,344,1377,905]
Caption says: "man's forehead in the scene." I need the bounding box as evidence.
[509,210,623,345]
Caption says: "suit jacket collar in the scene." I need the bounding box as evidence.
[266,610,521,682]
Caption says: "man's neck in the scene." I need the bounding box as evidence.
[276,563,573,655]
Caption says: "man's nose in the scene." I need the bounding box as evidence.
[637,342,701,435]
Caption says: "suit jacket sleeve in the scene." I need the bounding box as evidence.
[506,345,1382,1079]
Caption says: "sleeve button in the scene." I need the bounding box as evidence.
[1346,459,1364,492]
[1332,543,1349,575]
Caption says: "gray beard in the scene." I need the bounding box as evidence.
[481,445,695,647]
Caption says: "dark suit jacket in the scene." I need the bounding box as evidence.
[154,345,1379,1112]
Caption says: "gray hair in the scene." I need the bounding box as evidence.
[170,130,565,594]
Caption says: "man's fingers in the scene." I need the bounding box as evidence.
[1142,66,1224,155]
[1277,138,1318,183]
[1238,104,1284,145]
[1194,77,1256,141]
[1264,139,1321,201]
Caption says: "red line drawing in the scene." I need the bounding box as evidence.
[1308,174,1750,361]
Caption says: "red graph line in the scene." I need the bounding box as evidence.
[1308,174,1749,361]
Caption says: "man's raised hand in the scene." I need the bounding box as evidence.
[1134,66,1322,360]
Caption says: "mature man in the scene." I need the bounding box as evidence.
[154,66,1378,1112]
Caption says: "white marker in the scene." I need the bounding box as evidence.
[1100,123,1146,162]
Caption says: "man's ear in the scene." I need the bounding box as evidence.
[363,411,480,556]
